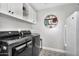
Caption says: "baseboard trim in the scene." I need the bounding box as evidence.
[43,47,66,53]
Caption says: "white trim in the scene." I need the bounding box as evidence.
[43,46,66,53]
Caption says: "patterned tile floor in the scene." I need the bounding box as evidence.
[39,49,65,56]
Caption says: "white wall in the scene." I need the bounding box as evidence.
[32,3,79,51]
[76,12,79,55]
[0,3,79,52]
[0,14,32,31]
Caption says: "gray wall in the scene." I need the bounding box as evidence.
[32,3,79,50]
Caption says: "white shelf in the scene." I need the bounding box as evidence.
[0,10,35,24]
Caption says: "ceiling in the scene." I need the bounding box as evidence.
[30,3,68,11]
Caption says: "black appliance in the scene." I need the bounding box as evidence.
[12,42,28,56]
[0,30,41,56]
[17,34,41,56]
[12,30,33,56]
[0,41,8,56]
[0,31,20,56]
[0,31,20,40]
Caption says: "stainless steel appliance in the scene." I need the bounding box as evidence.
[32,34,40,56]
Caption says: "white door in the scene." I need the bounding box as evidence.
[65,12,76,56]
[23,3,36,23]
[23,3,29,21]
[28,4,34,22]
[0,3,8,13]
[8,3,23,17]
[28,4,37,23]
[32,8,37,24]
